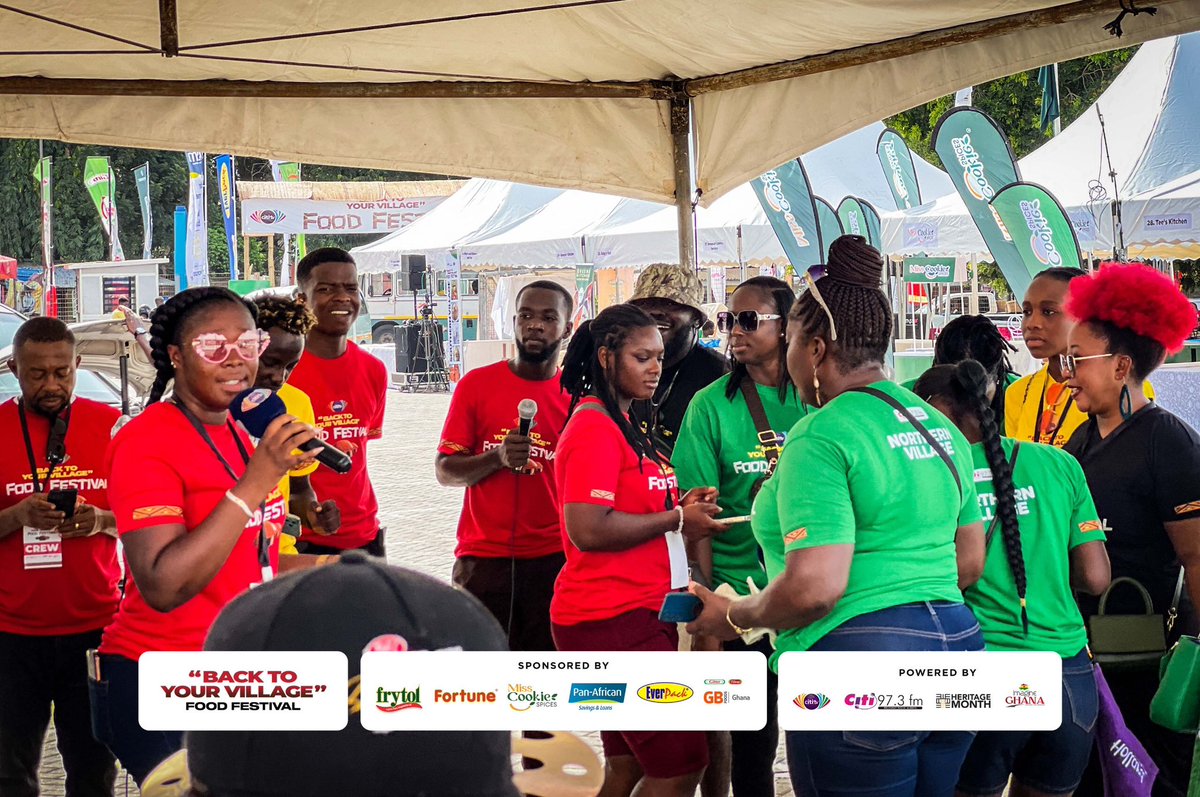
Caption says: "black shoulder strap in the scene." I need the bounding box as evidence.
[739,379,781,475]
[849,386,961,498]
[985,443,1020,549]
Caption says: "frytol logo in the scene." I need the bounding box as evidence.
[882,140,911,206]
[375,686,421,712]
[845,693,877,710]
[637,683,694,704]
[569,683,626,704]
[1019,199,1064,267]
[240,388,272,413]
[951,132,996,202]
[793,693,830,710]
[249,209,286,225]
[758,171,812,248]
[507,684,559,711]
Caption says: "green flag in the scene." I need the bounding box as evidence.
[876,129,923,210]
[83,156,125,260]
[33,157,53,269]
[815,198,843,260]
[990,182,1082,292]
[749,159,823,271]
[1037,65,1060,133]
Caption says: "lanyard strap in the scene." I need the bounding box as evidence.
[171,401,268,570]
[18,400,70,493]
[1033,370,1073,445]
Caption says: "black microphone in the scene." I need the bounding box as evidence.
[229,388,352,474]
[517,399,537,436]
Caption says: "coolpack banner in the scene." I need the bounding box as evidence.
[573,263,597,327]
[876,129,923,210]
[271,160,306,260]
[185,153,210,287]
[933,107,1026,292]
[83,157,125,261]
[816,198,843,260]
[750,160,823,270]
[444,249,464,386]
[33,157,52,270]
[216,155,239,280]
[133,163,153,259]
[990,182,1083,297]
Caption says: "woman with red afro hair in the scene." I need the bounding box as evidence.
[1062,262,1200,795]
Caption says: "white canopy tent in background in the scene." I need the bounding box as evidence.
[3,1,1200,270]
[883,32,1200,260]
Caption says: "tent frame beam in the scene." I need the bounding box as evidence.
[670,88,695,270]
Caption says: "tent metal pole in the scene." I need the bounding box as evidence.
[670,89,696,271]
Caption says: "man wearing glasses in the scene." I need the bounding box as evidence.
[0,318,121,797]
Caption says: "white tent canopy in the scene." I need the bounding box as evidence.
[883,32,1200,259]
[2,1,1198,212]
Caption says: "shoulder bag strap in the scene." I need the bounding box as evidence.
[848,386,961,499]
[1167,566,1186,633]
[984,443,1020,549]
[739,379,780,475]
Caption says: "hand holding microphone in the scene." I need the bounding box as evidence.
[230,388,353,476]
[498,399,537,472]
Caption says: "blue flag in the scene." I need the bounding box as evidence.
[215,155,238,281]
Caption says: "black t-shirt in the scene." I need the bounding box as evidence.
[630,344,728,454]
[1064,404,1200,638]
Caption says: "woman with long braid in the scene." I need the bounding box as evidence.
[89,288,317,784]
[901,314,1019,421]
[552,303,725,797]
[688,236,987,796]
[915,360,1110,797]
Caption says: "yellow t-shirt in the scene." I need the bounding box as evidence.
[277,383,319,556]
[1005,364,1155,447]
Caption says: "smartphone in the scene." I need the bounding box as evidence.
[47,488,77,519]
[658,591,702,623]
[283,514,302,540]
[716,515,752,525]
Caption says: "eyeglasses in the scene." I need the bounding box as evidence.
[804,265,839,341]
[716,310,782,333]
[190,330,271,364]
[1059,352,1114,375]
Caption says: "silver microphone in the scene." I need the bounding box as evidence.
[517,399,538,436]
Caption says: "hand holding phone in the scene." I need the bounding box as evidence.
[716,515,752,525]
[47,489,77,520]
[658,591,702,623]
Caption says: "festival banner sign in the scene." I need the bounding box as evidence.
[573,264,597,327]
[83,157,125,261]
[876,129,923,210]
[444,249,464,387]
[816,198,843,260]
[185,153,210,287]
[133,163,153,259]
[990,182,1082,296]
[33,157,52,270]
[242,196,449,235]
[216,155,239,280]
[933,107,1025,292]
[903,257,957,284]
[750,160,823,271]
[271,160,306,260]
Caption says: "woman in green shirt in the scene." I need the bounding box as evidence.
[915,360,1110,797]
[689,235,987,797]
[674,276,807,797]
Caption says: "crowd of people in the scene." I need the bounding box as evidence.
[1,237,1197,797]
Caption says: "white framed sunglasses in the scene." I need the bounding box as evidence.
[716,310,782,333]
[1059,352,1114,375]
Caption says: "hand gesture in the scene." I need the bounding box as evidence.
[680,502,725,544]
[685,583,739,642]
[681,487,720,507]
[305,500,341,535]
[14,493,65,531]
[497,432,531,470]
[59,503,99,539]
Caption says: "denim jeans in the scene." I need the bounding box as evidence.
[88,653,183,785]
[724,635,779,797]
[786,601,985,797]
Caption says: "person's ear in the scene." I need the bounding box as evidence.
[562,321,574,341]
[809,336,827,371]
[597,345,611,371]
[1114,353,1134,382]
[6,358,16,377]
[168,343,183,370]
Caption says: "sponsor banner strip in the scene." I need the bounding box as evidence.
[778,651,1062,731]
[361,651,767,731]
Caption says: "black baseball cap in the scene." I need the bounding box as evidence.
[187,551,520,797]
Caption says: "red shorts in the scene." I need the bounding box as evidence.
[552,608,709,779]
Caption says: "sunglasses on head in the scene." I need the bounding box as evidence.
[190,330,271,364]
[1059,352,1114,375]
[803,265,839,341]
[716,310,782,333]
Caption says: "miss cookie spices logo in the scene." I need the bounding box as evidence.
[1019,199,1065,267]
[951,132,995,202]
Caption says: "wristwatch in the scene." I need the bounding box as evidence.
[134,327,147,337]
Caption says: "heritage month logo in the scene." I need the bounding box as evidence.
[758,171,812,248]
[1019,199,1065,266]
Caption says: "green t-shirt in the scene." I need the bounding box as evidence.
[965,438,1105,657]
[673,374,809,595]
[753,381,981,663]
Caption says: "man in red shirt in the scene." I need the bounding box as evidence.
[289,248,389,556]
[435,281,573,651]
[0,318,119,797]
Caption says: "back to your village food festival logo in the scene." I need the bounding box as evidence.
[951,131,1014,242]
[758,171,812,249]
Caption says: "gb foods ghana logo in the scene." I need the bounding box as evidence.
[1019,199,1064,267]
[951,132,995,202]
[759,171,811,248]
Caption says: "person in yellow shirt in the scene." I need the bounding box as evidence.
[1006,267,1152,446]
[252,295,342,557]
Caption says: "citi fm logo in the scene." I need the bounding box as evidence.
[882,140,911,205]
[249,209,286,225]
[793,693,830,710]
[1019,199,1064,267]
[951,132,996,202]
[758,171,812,248]
[845,693,878,710]
[375,686,421,712]
[637,682,694,704]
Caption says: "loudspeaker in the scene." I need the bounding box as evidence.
[398,254,427,293]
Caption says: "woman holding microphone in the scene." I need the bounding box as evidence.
[553,303,726,797]
[88,287,318,784]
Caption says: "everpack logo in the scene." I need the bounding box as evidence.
[951,132,996,202]
[758,171,812,248]
[507,684,559,711]
[1005,684,1046,708]
[637,683,694,704]
[375,686,421,712]
[569,683,626,705]
[793,693,830,710]
[1019,199,1064,267]
[249,209,286,225]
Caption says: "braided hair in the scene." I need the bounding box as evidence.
[790,235,891,371]
[147,287,258,404]
[560,303,662,468]
[725,276,796,403]
[915,359,1029,635]
[254,294,316,338]
[933,315,1018,420]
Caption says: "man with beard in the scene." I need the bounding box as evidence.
[435,281,574,650]
[0,318,120,797]
[629,264,728,453]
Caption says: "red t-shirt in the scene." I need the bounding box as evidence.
[550,399,680,626]
[287,342,388,550]
[0,397,120,636]
[99,402,287,660]
[438,361,569,559]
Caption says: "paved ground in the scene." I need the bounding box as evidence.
[39,389,792,796]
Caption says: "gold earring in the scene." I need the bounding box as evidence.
[813,374,822,407]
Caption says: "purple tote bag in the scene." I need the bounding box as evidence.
[1094,664,1159,796]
